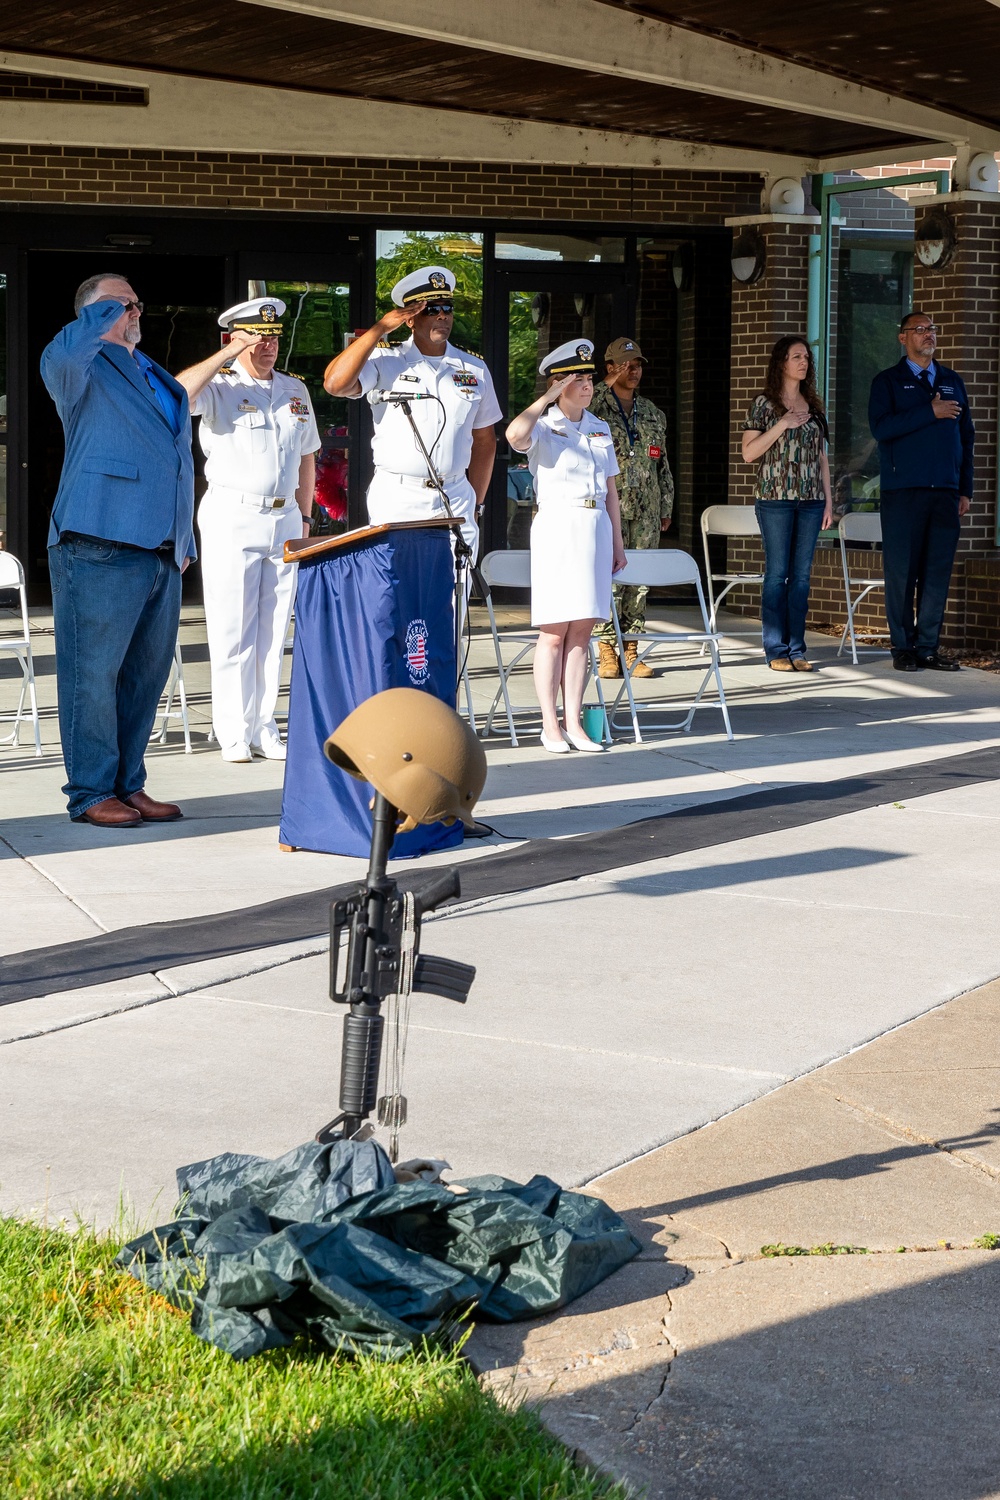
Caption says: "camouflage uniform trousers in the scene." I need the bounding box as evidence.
[597,508,661,643]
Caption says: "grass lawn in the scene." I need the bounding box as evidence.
[1,1216,625,1499]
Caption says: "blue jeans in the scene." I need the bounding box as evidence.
[49,534,181,818]
[754,500,826,662]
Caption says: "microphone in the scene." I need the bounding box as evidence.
[371,389,434,405]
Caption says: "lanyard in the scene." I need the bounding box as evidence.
[611,388,639,457]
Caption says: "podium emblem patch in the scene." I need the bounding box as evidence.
[405,618,430,685]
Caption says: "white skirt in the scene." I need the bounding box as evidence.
[530,503,613,626]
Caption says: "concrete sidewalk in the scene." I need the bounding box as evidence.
[468,977,1000,1499]
[2,604,1000,1224]
[3,598,1000,1496]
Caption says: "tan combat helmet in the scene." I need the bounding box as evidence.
[324,688,487,832]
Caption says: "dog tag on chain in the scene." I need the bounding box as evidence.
[378,1094,408,1129]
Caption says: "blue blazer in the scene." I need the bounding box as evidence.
[868,357,974,498]
[41,300,196,567]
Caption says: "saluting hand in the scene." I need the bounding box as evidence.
[226,329,265,356]
[378,301,427,334]
[545,374,577,405]
[932,391,961,420]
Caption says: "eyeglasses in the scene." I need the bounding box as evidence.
[420,303,454,317]
[120,299,144,314]
[905,323,937,335]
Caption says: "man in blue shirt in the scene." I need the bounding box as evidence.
[41,274,196,825]
[868,311,973,672]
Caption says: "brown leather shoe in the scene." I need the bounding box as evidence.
[790,657,814,672]
[768,658,794,672]
[73,796,143,828]
[624,642,654,679]
[123,789,184,822]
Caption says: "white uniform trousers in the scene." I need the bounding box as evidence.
[197,485,302,750]
[366,469,479,559]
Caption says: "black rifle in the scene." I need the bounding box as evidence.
[316,792,475,1143]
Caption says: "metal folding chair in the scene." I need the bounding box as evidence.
[609,548,733,743]
[153,637,193,752]
[837,511,888,665]
[478,549,610,747]
[0,551,42,757]
[700,504,764,650]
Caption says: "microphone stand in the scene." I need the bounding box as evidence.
[394,396,486,708]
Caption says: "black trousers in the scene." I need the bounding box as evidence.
[879,488,960,656]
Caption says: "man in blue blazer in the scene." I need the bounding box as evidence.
[42,273,196,825]
[868,311,973,672]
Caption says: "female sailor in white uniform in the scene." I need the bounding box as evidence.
[506,340,626,753]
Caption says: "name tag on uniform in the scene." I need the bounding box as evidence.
[398,373,420,383]
[648,445,662,459]
[237,400,258,412]
[453,372,478,388]
[289,398,310,415]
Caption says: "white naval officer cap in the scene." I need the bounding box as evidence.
[391,265,457,308]
[539,339,596,377]
[218,297,287,337]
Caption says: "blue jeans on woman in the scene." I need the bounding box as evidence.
[49,533,181,819]
[754,499,826,663]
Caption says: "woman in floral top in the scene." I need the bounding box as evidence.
[742,336,833,671]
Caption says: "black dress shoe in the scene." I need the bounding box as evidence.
[893,650,919,672]
[916,651,960,672]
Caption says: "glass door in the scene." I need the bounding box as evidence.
[239,252,362,533]
[485,269,628,555]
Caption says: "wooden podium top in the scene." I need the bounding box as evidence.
[284,517,462,564]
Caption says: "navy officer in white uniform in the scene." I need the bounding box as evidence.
[176,298,320,761]
[323,266,500,555]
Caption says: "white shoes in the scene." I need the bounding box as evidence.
[540,732,570,754]
[562,729,605,753]
[221,742,253,763]
[252,735,287,761]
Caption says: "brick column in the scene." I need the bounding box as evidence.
[724,214,817,604]
[911,192,1000,648]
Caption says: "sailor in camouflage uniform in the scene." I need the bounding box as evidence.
[589,337,674,678]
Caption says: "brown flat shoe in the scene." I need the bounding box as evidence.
[791,657,814,672]
[123,789,184,822]
[73,796,143,828]
[768,658,794,672]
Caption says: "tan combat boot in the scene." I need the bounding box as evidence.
[624,642,654,678]
[597,641,622,678]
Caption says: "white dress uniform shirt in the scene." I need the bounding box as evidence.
[351,337,501,553]
[528,404,619,503]
[191,362,321,756]
[192,362,321,496]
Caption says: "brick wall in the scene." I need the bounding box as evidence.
[912,200,1000,558]
[729,220,814,508]
[0,145,760,221]
[964,557,1000,651]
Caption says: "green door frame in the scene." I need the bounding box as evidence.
[815,170,950,400]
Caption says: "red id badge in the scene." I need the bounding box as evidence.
[648,445,662,459]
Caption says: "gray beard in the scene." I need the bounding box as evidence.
[124,323,141,346]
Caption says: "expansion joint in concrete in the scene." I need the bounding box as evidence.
[817,1085,1000,1184]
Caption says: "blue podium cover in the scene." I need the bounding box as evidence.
[279,525,463,858]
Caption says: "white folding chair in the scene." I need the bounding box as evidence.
[609,548,733,743]
[478,549,611,747]
[0,551,42,757]
[700,505,764,650]
[153,637,193,752]
[837,511,888,665]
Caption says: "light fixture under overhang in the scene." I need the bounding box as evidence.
[914,209,956,271]
[731,227,766,285]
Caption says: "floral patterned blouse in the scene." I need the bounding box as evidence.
[743,394,826,502]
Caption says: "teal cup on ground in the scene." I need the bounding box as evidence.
[582,705,605,743]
